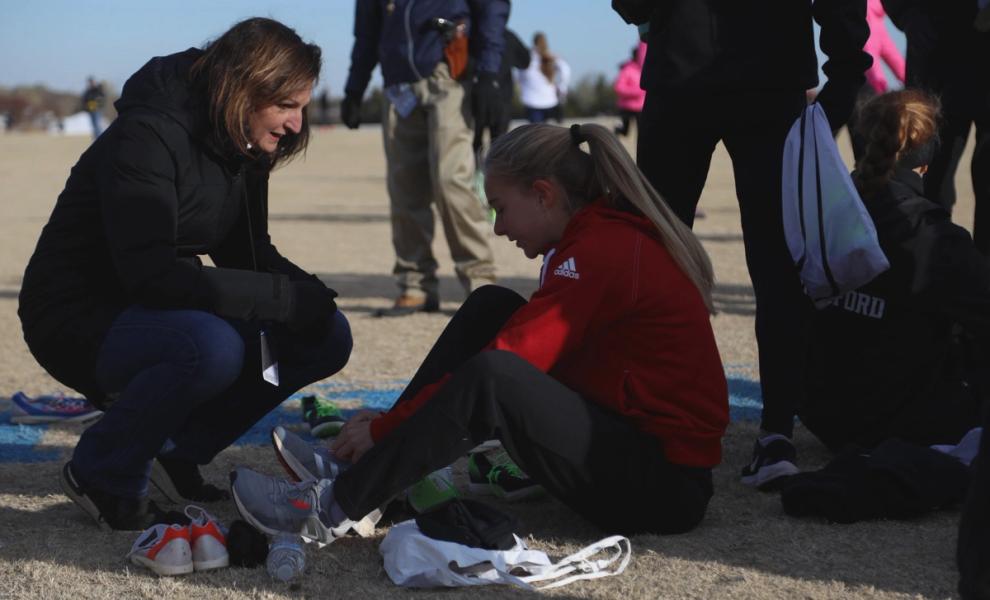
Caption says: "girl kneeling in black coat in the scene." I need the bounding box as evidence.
[802,90,989,451]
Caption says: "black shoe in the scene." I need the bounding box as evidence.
[373,294,440,317]
[151,457,230,503]
[59,461,187,531]
[740,435,800,489]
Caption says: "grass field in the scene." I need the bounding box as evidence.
[0,122,977,599]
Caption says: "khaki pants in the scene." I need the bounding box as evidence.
[382,63,496,300]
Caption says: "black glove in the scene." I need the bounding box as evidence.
[340,93,362,130]
[472,72,503,133]
[287,280,338,333]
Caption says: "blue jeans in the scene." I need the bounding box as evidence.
[88,111,102,140]
[72,307,352,497]
[525,106,550,123]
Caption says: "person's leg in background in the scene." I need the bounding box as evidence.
[88,110,101,140]
[491,101,512,141]
[525,106,546,123]
[330,350,713,535]
[958,393,990,599]
[969,116,989,255]
[923,95,972,215]
[381,82,441,314]
[164,310,352,467]
[615,110,632,136]
[636,91,721,227]
[722,90,812,485]
[426,64,496,295]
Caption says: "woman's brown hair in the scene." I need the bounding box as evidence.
[189,17,322,168]
[854,89,940,198]
[532,32,557,83]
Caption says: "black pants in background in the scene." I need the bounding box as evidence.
[923,90,990,255]
[615,110,640,136]
[958,395,990,599]
[333,286,714,535]
[637,89,812,437]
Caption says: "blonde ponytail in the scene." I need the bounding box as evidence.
[485,123,716,313]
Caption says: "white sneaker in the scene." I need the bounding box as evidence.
[185,505,228,571]
[128,524,194,576]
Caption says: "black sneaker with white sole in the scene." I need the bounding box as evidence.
[59,461,187,531]
[740,435,800,489]
[150,457,229,503]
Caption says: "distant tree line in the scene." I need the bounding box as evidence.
[5,72,619,131]
[311,72,620,126]
[0,83,116,132]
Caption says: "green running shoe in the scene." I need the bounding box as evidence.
[467,451,543,502]
[406,466,459,514]
[301,395,345,438]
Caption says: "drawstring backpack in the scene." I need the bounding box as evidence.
[380,520,631,590]
[781,102,890,306]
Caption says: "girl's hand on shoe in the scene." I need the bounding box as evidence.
[331,416,374,462]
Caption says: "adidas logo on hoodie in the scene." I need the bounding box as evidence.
[553,257,580,279]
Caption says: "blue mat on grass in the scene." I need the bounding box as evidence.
[0,376,765,463]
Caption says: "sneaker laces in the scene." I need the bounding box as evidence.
[272,478,319,509]
[302,395,342,420]
[184,504,210,524]
[184,505,226,532]
[35,394,91,412]
[488,462,524,484]
[485,450,525,482]
[127,523,184,558]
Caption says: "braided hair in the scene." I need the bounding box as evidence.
[854,89,940,198]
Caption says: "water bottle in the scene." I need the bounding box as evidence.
[266,533,306,583]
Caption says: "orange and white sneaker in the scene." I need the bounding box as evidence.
[128,523,194,576]
[184,505,229,571]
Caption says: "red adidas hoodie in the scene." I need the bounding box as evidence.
[370,201,729,467]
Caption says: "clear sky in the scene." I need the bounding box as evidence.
[1,1,641,96]
[2,1,905,96]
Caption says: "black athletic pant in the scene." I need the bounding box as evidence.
[958,396,990,599]
[923,91,990,255]
[332,286,714,535]
[637,89,813,437]
[615,110,639,136]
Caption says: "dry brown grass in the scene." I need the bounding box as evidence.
[0,122,976,599]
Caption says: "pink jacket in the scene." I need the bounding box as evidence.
[864,0,905,93]
[614,42,647,112]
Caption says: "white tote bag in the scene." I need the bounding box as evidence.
[781,102,889,306]
[380,519,632,590]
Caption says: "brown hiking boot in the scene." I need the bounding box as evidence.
[373,294,440,317]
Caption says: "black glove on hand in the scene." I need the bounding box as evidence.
[472,72,503,133]
[340,94,362,130]
[288,280,338,333]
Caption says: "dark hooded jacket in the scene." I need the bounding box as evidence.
[613,0,872,127]
[802,168,990,449]
[18,49,313,405]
